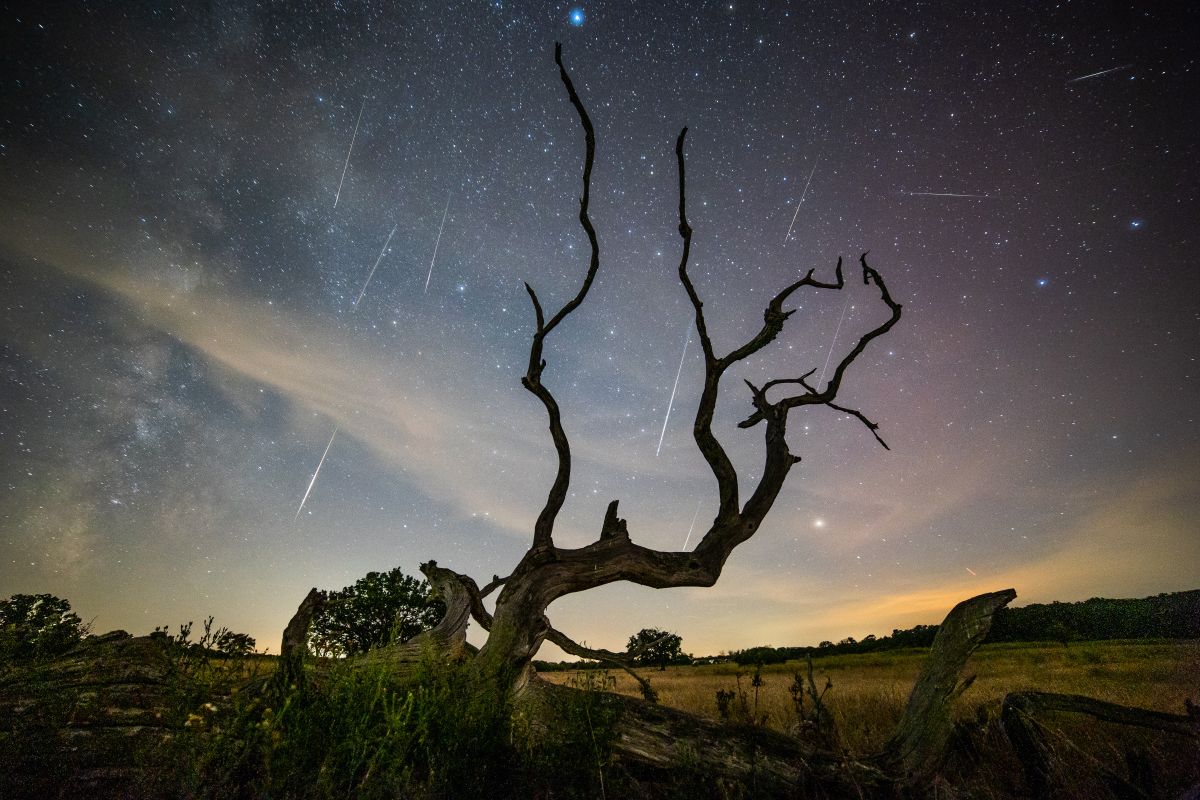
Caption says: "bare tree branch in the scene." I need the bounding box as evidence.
[464,46,903,683]
[480,574,508,598]
[675,127,740,525]
[720,259,843,368]
[543,626,659,702]
[520,42,603,551]
[422,561,494,630]
[505,157,901,607]
[826,401,890,449]
[794,253,902,403]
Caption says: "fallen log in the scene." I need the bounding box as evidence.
[1001,690,1200,798]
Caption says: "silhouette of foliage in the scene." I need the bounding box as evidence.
[986,590,1200,643]
[0,593,89,662]
[627,628,686,670]
[308,566,446,657]
[151,616,256,657]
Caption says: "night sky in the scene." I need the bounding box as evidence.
[2,2,1197,657]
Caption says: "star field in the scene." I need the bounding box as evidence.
[1,2,1197,655]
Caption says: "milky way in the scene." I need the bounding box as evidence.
[1,3,1196,655]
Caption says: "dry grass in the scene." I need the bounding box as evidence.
[542,639,1200,755]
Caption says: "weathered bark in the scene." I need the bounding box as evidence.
[882,587,1017,780]
[278,586,325,687]
[528,678,892,799]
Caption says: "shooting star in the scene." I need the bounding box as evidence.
[656,323,692,457]
[1066,63,1133,84]
[817,297,851,387]
[354,224,398,307]
[899,190,990,198]
[783,157,819,244]
[333,99,365,209]
[423,195,451,294]
[295,425,339,522]
[965,567,977,576]
[681,500,703,550]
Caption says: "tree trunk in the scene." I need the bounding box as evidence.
[881,588,1017,781]
[472,579,550,691]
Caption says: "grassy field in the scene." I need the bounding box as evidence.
[542,639,1200,755]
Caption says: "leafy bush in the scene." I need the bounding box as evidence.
[309,567,445,657]
[0,593,89,663]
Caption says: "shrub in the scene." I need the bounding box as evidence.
[309,567,445,658]
[171,652,622,799]
[0,593,89,663]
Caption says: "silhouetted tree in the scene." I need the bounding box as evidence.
[308,567,445,657]
[0,593,88,662]
[380,43,903,695]
[627,628,686,670]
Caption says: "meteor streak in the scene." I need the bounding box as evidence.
[424,195,451,294]
[333,99,365,208]
[354,224,398,307]
[681,500,703,550]
[1066,63,1132,84]
[818,297,851,387]
[295,425,339,521]
[783,158,819,244]
[656,324,691,456]
[899,190,990,198]
[965,567,977,576]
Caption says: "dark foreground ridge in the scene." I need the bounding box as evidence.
[2,587,1198,799]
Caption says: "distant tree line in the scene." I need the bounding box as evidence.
[726,590,1200,665]
[728,624,942,665]
[985,590,1200,644]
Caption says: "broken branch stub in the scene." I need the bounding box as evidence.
[883,587,1017,780]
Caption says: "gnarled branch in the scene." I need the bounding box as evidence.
[421,561,494,631]
[465,45,903,688]
[521,41,603,552]
[675,127,740,526]
[543,625,659,702]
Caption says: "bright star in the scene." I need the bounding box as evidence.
[813,518,826,529]
[568,8,585,26]
[1129,218,1144,230]
[1037,278,1048,287]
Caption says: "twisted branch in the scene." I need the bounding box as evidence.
[543,626,659,702]
[521,42,602,551]
[437,47,904,677]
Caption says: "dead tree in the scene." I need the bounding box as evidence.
[415,41,905,691]
[272,50,1171,796]
[303,34,903,713]
[285,41,922,791]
